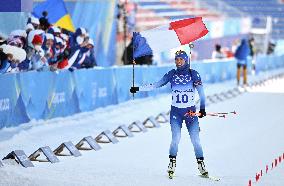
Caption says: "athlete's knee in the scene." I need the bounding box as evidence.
[171,134,181,144]
[190,134,201,146]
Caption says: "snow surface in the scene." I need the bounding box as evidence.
[1,69,284,186]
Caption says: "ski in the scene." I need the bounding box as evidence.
[198,174,220,181]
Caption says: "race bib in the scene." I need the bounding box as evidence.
[171,89,195,108]
[170,72,199,108]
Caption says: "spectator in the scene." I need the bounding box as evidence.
[47,36,64,71]
[30,16,40,30]
[25,24,34,50]
[211,44,226,59]
[7,37,24,49]
[0,51,16,73]
[56,37,71,70]
[81,39,97,68]
[69,27,87,50]
[267,40,276,55]
[234,39,250,86]
[248,37,256,74]
[19,29,42,71]
[9,30,27,40]
[42,33,54,61]
[68,37,94,70]
[8,30,27,49]
[60,33,69,50]
[47,26,61,37]
[54,37,64,56]
[29,34,48,71]
[0,44,26,73]
[39,11,50,31]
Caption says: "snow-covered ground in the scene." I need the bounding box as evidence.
[1,68,284,186]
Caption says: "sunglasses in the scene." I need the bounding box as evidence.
[175,50,186,55]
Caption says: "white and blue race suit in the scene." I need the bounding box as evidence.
[139,64,206,158]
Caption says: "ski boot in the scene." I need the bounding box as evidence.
[197,157,208,177]
[167,155,176,179]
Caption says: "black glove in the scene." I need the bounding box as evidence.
[130,86,139,94]
[198,109,206,118]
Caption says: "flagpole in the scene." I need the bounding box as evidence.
[132,58,135,100]
[188,42,194,67]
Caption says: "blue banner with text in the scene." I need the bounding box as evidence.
[0,55,283,128]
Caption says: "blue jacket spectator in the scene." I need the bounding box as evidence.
[0,59,12,73]
[69,38,95,70]
[0,44,26,73]
[81,39,97,68]
[234,39,250,86]
[47,26,61,37]
[70,46,89,69]
[18,59,31,71]
[0,59,19,73]
[82,48,97,68]
[49,36,64,65]
[69,27,87,50]
[234,39,250,61]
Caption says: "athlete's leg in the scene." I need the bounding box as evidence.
[169,108,183,156]
[185,117,208,175]
[185,117,204,158]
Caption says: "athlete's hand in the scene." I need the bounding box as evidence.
[130,86,139,94]
[198,109,206,118]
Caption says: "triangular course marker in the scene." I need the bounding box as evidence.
[53,141,81,157]
[95,130,119,144]
[113,125,134,138]
[3,150,34,168]
[76,136,102,151]
[128,120,147,133]
[29,146,60,163]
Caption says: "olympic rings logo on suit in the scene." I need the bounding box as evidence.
[173,74,192,85]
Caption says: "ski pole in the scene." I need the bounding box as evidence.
[184,111,226,118]
[212,111,237,115]
[213,111,237,115]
